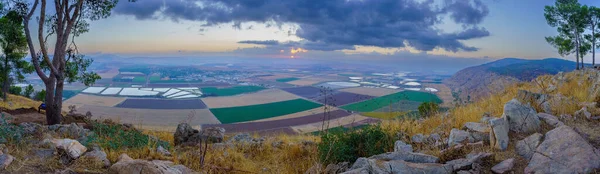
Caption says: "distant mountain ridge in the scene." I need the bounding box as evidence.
[444,58,577,101]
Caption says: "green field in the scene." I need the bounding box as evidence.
[210,99,322,124]
[149,76,161,82]
[132,77,146,83]
[275,77,300,82]
[340,91,442,112]
[62,90,81,100]
[201,86,266,96]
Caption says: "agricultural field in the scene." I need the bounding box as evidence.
[201,86,266,96]
[202,110,351,134]
[316,81,361,89]
[340,91,443,112]
[286,79,321,86]
[251,106,333,122]
[290,114,374,133]
[77,105,219,131]
[62,90,81,100]
[281,86,323,99]
[64,94,127,107]
[339,87,398,97]
[201,89,299,108]
[315,92,374,106]
[115,98,207,109]
[132,76,146,83]
[425,83,454,107]
[275,77,300,82]
[209,99,322,124]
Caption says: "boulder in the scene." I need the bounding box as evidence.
[109,155,194,174]
[19,122,47,135]
[525,126,600,173]
[0,154,14,169]
[428,133,441,143]
[448,129,474,147]
[227,133,264,146]
[49,138,87,159]
[491,158,514,174]
[462,122,489,133]
[48,123,91,143]
[537,113,564,128]
[345,157,452,174]
[174,123,225,146]
[394,140,413,153]
[156,145,171,156]
[82,147,111,168]
[370,151,439,163]
[503,99,541,134]
[323,162,349,174]
[412,134,425,143]
[516,90,552,113]
[515,133,543,160]
[575,107,592,120]
[489,117,509,151]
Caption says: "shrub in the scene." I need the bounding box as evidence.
[317,125,394,165]
[89,121,169,150]
[0,113,23,143]
[9,86,21,95]
[34,90,46,101]
[418,102,439,117]
[23,84,34,98]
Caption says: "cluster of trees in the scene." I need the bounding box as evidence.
[545,0,600,69]
[1,0,134,125]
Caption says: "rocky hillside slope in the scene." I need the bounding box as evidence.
[445,58,576,101]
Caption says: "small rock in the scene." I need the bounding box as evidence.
[156,146,171,156]
[324,162,349,174]
[428,133,441,142]
[394,140,413,153]
[33,149,56,159]
[0,154,14,169]
[446,158,471,171]
[575,107,592,120]
[503,99,541,133]
[537,113,564,127]
[448,129,474,147]
[271,140,284,148]
[49,138,87,159]
[117,154,133,162]
[491,158,514,174]
[515,133,543,160]
[489,117,509,151]
[109,158,195,174]
[370,151,439,163]
[412,134,425,143]
[83,148,111,168]
[462,122,489,133]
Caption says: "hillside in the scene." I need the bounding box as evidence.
[445,58,576,101]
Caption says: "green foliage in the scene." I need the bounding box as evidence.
[23,84,33,97]
[89,122,169,150]
[201,86,266,96]
[544,0,589,68]
[210,99,322,124]
[341,91,443,112]
[418,102,440,117]
[35,90,46,101]
[318,125,394,165]
[0,10,32,95]
[8,86,21,95]
[0,113,23,143]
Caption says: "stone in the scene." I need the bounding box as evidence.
[462,122,489,133]
[503,99,541,133]
[118,154,133,162]
[370,151,439,163]
[446,158,471,171]
[412,134,425,143]
[525,125,600,173]
[323,162,349,174]
[575,107,593,120]
[202,127,225,143]
[346,158,452,174]
[516,90,552,113]
[394,140,413,153]
[49,123,91,143]
[0,154,14,169]
[174,123,225,146]
[428,133,441,143]
[227,133,263,146]
[33,149,56,159]
[49,138,87,159]
[491,158,514,174]
[515,133,543,160]
[489,117,509,151]
[83,148,111,168]
[537,113,564,127]
[109,159,195,174]
[156,145,171,156]
[448,129,474,147]
[19,122,47,135]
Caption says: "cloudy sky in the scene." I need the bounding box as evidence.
[67,0,600,62]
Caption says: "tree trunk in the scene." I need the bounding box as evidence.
[593,23,596,67]
[576,29,581,70]
[44,77,61,125]
[3,56,8,100]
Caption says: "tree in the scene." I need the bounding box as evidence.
[8,86,21,95]
[585,6,600,66]
[12,0,134,125]
[23,84,33,98]
[0,10,33,100]
[34,89,46,101]
[418,102,439,117]
[545,0,588,69]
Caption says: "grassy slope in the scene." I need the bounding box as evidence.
[341,91,442,112]
[201,86,266,96]
[210,99,322,124]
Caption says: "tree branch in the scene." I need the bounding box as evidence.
[22,0,49,82]
[37,0,61,79]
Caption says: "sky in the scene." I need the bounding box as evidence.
[23,0,600,64]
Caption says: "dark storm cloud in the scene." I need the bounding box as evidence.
[237,40,280,45]
[238,40,355,51]
[114,0,491,52]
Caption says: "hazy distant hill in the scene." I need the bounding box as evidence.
[444,58,577,101]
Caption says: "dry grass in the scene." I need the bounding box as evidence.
[0,94,42,110]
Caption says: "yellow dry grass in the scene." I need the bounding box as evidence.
[0,94,42,110]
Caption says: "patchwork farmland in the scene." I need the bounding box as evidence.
[341,90,443,112]
[201,89,299,108]
[201,86,266,96]
[115,98,208,109]
[209,99,322,124]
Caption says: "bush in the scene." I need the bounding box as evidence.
[35,90,46,101]
[9,86,21,95]
[317,125,394,165]
[418,102,439,117]
[0,113,23,143]
[23,84,34,98]
[89,122,169,150]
